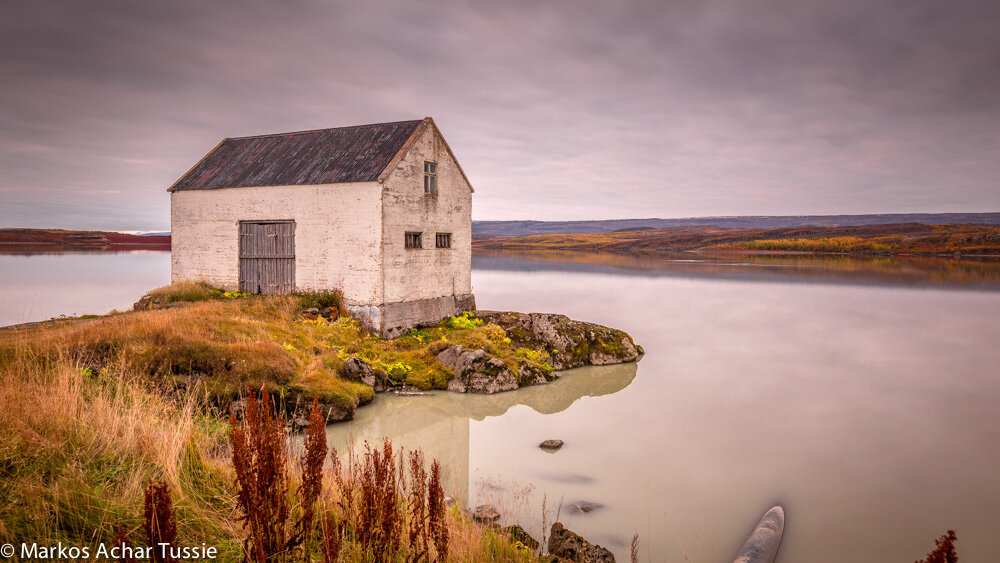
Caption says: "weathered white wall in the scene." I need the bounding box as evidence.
[171,183,384,304]
[380,124,473,305]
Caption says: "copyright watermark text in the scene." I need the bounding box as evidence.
[2,542,217,560]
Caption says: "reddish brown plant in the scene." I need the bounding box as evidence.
[916,530,958,563]
[143,480,178,563]
[229,388,292,562]
[427,459,448,560]
[292,397,328,557]
[320,514,343,563]
[112,527,137,563]
[407,450,429,558]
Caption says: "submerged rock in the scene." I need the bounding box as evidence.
[565,500,603,514]
[539,439,564,451]
[437,345,519,394]
[475,311,640,370]
[547,522,615,562]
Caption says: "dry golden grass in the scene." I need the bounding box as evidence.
[0,346,244,556]
[0,343,537,561]
[0,286,545,560]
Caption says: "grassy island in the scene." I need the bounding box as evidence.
[0,283,640,560]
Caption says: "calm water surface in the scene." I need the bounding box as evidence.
[3,250,1000,561]
[0,251,170,326]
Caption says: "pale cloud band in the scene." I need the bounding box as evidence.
[1,0,998,230]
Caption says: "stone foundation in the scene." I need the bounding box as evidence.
[346,294,475,338]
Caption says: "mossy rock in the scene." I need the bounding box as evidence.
[474,311,640,370]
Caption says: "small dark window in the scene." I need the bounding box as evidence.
[424,162,437,195]
[405,232,422,249]
[436,233,452,248]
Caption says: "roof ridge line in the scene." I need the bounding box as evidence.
[229,119,424,140]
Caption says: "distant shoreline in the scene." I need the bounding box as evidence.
[471,212,1000,238]
[0,228,170,249]
[472,223,1000,257]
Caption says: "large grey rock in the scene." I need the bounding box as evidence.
[547,522,615,562]
[437,345,519,394]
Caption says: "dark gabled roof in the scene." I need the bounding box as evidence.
[169,119,424,191]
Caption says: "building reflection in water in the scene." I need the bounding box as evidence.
[323,362,639,506]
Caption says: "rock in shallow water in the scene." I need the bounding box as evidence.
[565,500,603,514]
[539,439,564,451]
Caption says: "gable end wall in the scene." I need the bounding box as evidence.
[378,124,474,334]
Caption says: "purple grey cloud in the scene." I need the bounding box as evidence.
[1,0,998,229]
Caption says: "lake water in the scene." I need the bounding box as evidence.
[3,249,1000,561]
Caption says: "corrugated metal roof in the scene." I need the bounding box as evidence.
[170,119,423,191]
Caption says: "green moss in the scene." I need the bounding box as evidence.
[296,289,344,311]
[289,368,374,410]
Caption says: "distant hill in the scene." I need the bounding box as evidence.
[472,213,1000,238]
[0,229,171,250]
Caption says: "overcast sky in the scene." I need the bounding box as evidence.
[1,0,998,230]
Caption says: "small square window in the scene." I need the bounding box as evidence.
[424,161,437,195]
[405,232,422,249]
[436,233,452,248]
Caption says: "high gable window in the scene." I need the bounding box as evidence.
[436,233,452,248]
[424,162,437,195]
[405,232,422,249]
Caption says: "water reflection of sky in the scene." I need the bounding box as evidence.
[473,251,1000,291]
[467,265,1000,562]
[0,250,171,326]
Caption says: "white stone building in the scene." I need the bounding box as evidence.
[169,117,474,336]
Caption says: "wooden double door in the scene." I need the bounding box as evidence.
[238,220,295,295]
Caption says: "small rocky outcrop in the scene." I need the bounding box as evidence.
[133,295,184,311]
[342,357,387,392]
[547,523,615,562]
[290,401,355,426]
[476,311,642,370]
[502,525,539,551]
[436,345,519,394]
[539,439,564,451]
[472,504,501,524]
